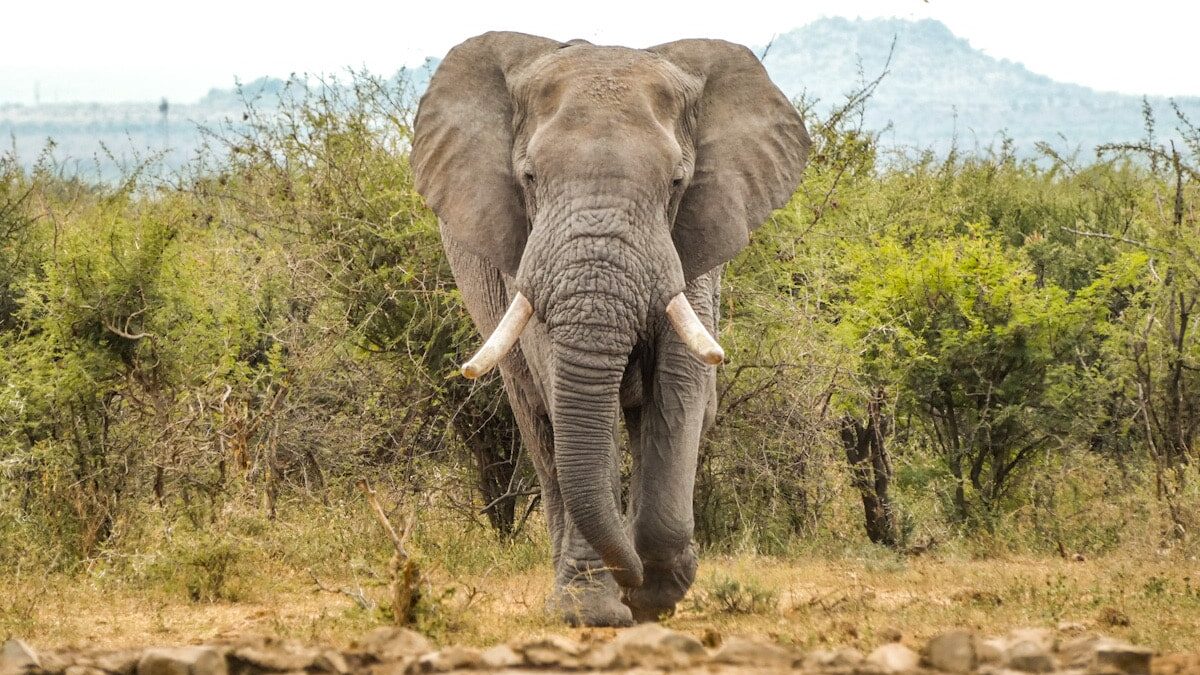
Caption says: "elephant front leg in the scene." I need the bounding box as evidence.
[622,281,717,622]
[548,417,633,627]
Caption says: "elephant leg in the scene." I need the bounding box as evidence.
[623,274,719,622]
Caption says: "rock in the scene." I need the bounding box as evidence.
[1,640,39,675]
[229,645,318,671]
[357,628,433,662]
[879,626,904,643]
[136,647,227,675]
[313,651,350,674]
[925,630,976,673]
[1005,639,1056,673]
[1060,635,1152,674]
[514,635,583,667]
[866,643,920,673]
[92,651,142,675]
[1008,628,1055,652]
[804,646,864,669]
[1093,642,1153,675]
[711,636,795,668]
[412,647,482,673]
[479,645,521,669]
[1152,652,1200,675]
[610,624,705,669]
[976,637,1008,665]
[63,667,107,675]
[578,644,619,671]
[37,651,74,675]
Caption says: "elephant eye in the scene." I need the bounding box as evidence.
[671,177,683,187]
[523,170,536,184]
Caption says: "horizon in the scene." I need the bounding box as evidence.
[3,1,1199,105]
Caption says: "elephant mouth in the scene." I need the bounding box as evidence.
[458,291,722,379]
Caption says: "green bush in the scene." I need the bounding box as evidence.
[1,69,1198,573]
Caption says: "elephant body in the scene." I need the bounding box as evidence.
[412,32,809,626]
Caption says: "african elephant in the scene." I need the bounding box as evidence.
[411,31,809,626]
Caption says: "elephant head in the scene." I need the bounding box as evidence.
[412,32,809,588]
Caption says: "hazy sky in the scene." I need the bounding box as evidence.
[3,0,1197,104]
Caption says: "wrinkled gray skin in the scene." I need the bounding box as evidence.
[411,32,810,626]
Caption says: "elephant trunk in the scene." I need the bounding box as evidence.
[550,333,643,588]
[513,195,683,589]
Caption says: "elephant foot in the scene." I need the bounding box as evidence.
[549,558,634,627]
[622,546,698,623]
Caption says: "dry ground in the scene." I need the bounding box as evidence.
[4,551,1198,656]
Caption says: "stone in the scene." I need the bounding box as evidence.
[710,636,795,668]
[804,646,864,669]
[1,640,39,675]
[36,651,74,675]
[92,650,142,675]
[1005,639,1056,673]
[136,647,227,675]
[313,651,350,674]
[866,643,920,673]
[412,647,482,672]
[515,635,583,667]
[1008,628,1055,652]
[229,646,318,671]
[610,624,705,669]
[925,630,976,673]
[1060,635,1152,674]
[357,628,433,662]
[1152,652,1200,675]
[1059,635,1106,669]
[64,667,107,675]
[976,637,1008,664]
[1093,642,1153,675]
[579,643,619,671]
[479,645,521,669]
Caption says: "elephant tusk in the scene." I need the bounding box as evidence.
[461,292,534,379]
[665,293,725,365]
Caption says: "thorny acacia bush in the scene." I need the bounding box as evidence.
[2,72,1200,581]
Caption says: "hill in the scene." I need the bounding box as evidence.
[760,17,1200,152]
[2,18,1197,179]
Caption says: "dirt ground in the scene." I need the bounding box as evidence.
[3,552,1199,673]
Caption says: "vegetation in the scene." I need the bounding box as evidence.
[2,70,1200,647]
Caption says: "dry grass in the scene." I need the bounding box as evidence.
[4,547,1198,654]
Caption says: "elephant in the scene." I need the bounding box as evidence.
[410,31,810,626]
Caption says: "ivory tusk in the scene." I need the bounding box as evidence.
[665,293,725,365]
[461,293,533,379]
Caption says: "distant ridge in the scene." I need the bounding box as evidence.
[3,18,1197,180]
[760,17,1200,152]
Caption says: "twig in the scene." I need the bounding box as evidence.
[1060,226,1167,253]
[358,479,412,557]
[307,569,375,610]
[102,319,153,341]
[358,479,421,625]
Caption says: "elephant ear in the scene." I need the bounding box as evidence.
[649,39,811,280]
[411,32,563,275]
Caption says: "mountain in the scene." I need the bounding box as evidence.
[3,18,1197,181]
[760,17,1200,153]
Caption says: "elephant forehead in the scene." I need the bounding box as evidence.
[521,46,692,121]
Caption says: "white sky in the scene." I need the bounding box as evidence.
[2,0,1198,104]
